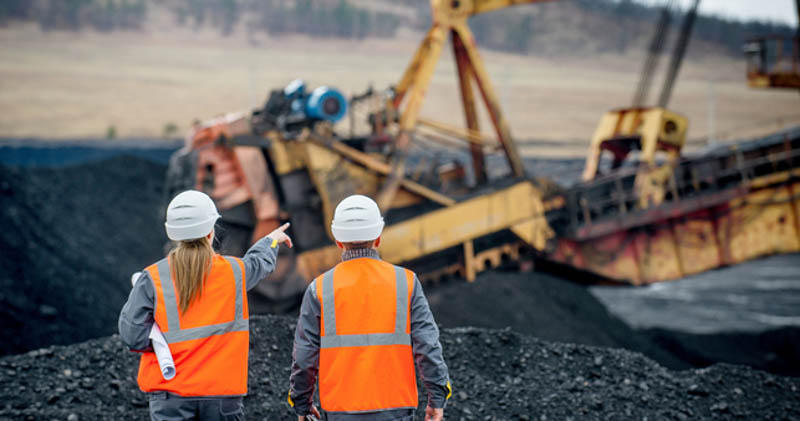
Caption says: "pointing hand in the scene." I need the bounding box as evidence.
[267,222,293,248]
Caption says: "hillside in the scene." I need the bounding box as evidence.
[0,0,798,146]
[2,0,794,57]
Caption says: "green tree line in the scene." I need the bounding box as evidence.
[0,0,146,32]
[406,0,796,56]
[171,0,400,39]
[249,0,399,39]
[0,0,793,56]
[0,0,400,39]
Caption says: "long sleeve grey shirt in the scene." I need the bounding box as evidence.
[118,236,280,352]
[289,250,451,418]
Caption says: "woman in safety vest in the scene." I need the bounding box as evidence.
[119,190,292,420]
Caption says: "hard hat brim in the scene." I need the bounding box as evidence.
[331,221,384,243]
[165,216,218,241]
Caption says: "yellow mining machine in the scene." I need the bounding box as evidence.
[744,0,800,89]
[547,0,800,284]
[166,0,557,311]
[166,0,800,310]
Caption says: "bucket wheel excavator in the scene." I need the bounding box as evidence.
[165,0,557,312]
[546,0,800,285]
[166,0,800,312]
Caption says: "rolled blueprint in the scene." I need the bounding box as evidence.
[131,272,176,380]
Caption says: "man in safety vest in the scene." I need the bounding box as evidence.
[288,194,451,421]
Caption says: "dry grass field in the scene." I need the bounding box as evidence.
[1,23,798,157]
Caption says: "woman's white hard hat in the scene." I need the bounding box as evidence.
[331,194,385,242]
[164,190,220,241]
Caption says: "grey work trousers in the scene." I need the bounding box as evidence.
[148,392,244,421]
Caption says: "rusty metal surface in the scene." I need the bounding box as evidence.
[547,127,800,284]
[549,179,800,284]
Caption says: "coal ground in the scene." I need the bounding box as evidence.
[1,144,800,417]
[2,150,800,373]
[425,272,800,377]
[1,315,799,420]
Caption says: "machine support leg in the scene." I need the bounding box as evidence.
[378,26,447,210]
[453,30,487,184]
[452,23,526,178]
[463,240,476,282]
[393,26,435,108]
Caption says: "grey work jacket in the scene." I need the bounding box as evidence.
[289,248,451,420]
[118,236,279,355]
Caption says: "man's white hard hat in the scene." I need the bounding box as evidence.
[164,190,220,241]
[331,194,385,243]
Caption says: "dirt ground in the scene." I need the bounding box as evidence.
[1,24,799,156]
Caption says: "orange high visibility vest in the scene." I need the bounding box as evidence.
[137,255,250,397]
[315,258,418,413]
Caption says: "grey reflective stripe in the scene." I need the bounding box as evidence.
[320,265,411,349]
[394,265,408,334]
[155,258,181,331]
[162,318,249,343]
[223,256,244,320]
[322,268,337,336]
[321,332,411,348]
[155,256,248,344]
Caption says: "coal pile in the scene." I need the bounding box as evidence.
[426,271,685,368]
[426,271,800,377]
[0,156,167,355]
[1,315,798,420]
[642,327,800,377]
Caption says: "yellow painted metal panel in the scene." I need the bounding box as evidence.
[268,135,306,175]
[510,217,554,251]
[380,181,543,263]
[633,227,684,283]
[579,232,643,285]
[723,187,800,263]
[791,181,800,241]
[296,245,341,281]
[673,217,722,276]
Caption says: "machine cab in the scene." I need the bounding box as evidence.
[745,36,800,89]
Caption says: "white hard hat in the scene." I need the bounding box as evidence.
[331,195,385,243]
[164,190,220,241]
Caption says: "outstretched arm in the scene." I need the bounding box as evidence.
[242,222,293,291]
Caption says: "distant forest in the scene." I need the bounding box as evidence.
[0,0,795,56]
[0,0,400,38]
[465,0,797,55]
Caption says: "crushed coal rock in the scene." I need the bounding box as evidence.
[1,315,798,420]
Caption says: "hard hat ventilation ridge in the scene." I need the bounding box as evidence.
[331,195,385,243]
